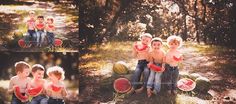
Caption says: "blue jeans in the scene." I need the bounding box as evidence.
[131,60,150,89]
[48,97,65,104]
[11,93,29,104]
[25,30,36,45]
[47,32,55,46]
[147,63,162,93]
[30,95,48,104]
[163,64,179,91]
[36,30,45,46]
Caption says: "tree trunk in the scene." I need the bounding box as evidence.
[194,0,200,43]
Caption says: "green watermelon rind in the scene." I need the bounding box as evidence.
[194,77,211,93]
[112,61,129,75]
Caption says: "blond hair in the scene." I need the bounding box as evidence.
[167,35,183,48]
[46,66,65,80]
[140,33,152,39]
[15,61,30,73]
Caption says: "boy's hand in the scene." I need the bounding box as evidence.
[161,66,165,72]
[147,62,153,68]
[13,85,19,90]
[147,63,151,68]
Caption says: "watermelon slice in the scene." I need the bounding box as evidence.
[14,86,29,102]
[173,56,181,61]
[134,43,148,51]
[54,39,63,47]
[50,84,62,92]
[177,78,196,91]
[149,63,163,72]
[113,78,131,93]
[18,39,27,48]
[27,86,43,97]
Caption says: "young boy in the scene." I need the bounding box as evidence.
[26,11,36,47]
[146,37,165,97]
[164,35,183,95]
[8,61,31,104]
[127,33,152,94]
[46,66,67,104]
[35,16,46,47]
[45,16,55,47]
[27,64,48,104]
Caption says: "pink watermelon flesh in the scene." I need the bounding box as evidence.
[14,86,28,102]
[173,56,181,61]
[114,78,131,93]
[27,86,43,96]
[177,78,196,91]
[18,39,26,48]
[51,84,62,92]
[134,43,148,51]
[149,64,162,72]
[54,39,62,46]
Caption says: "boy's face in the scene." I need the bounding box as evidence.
[18,68,30,77]
[48,73,59,82]
[47,19,53,24]
[32,70,44,80]
[29,13,34,18]
[141,36,151,45]
[152,41,162,50]
[38,18,44,23]
[169,41,179,49]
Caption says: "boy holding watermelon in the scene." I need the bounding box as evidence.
[27,64,48,104]
[163,35,183,95]
[25,11,36,47]
[146,37,166,97]
[45,66,67,104]
[45,16,56,48]
[35,16,46,47]
[127,33,152,94]
[8,61,31,104]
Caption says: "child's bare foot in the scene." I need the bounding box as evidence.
[126,87,135,95]
[135,86,144,93]
[147,88,152,98]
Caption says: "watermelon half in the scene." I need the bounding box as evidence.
[14,86,29,102]
[177,78,196,91]
[149,63,163,72]
[54,39,63,47]
[27,86,43,97]
[113,78,131,93]
[18,39,26,48]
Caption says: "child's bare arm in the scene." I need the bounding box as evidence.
[8,79,14,94]
[132,44,138,57]
[161,52,166,70]
[61,86,67,97]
